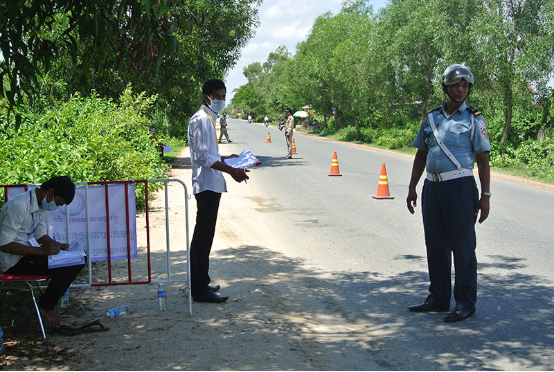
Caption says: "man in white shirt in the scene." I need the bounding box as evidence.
[0,176,84,327]
[188,79,249,303]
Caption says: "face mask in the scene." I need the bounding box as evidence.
[207,98,226,113]
[41,193,58,211]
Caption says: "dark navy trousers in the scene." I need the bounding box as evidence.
[421,176,479,311]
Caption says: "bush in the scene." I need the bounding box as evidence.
[0,86,170,208]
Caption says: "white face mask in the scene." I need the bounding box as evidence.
[207,97,226,113]
[41,193,58,211]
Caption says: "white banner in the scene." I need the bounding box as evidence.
[8,184,138,262]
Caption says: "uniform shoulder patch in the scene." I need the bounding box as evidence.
[467,107,483,116]
[427,106,441,115]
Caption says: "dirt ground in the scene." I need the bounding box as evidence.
[2,145,381,371]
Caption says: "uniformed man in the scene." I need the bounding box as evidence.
[406,64,491,323]
[218,113,232,143]
[284,107,294,159]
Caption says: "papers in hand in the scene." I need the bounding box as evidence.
[48,240,87,269]
[224,149,260,169]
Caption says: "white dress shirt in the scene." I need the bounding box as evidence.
[188,105,227,195]
[0,189,48,272]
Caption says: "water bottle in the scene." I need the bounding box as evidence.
[157,283,167,311]
[60,289,70,309]
[105,305,129,318]
[0,324,4,355]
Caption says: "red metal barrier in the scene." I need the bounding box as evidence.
[0,179,192,315]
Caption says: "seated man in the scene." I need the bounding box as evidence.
[0,176,85,328]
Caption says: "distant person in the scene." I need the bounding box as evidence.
[264,115,269,127]
[406,64,491,323]
[218,113,232,143]
[284,107,294,159]
[188,79,249,303]
[248,112,252,123]
[149,124,165,157]
[0,176,84,328]
[278,116,284,131]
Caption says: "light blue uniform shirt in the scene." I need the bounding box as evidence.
[413,102,491,174]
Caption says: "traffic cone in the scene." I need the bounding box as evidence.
[329,152,342,176]
[292,139,298,154]
[266,131,271,143]
[372,162,394,199]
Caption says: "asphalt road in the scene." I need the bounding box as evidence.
[219,118,554,370]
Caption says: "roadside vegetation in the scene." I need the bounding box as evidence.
[229,0,554,184]
[0,0,261,356]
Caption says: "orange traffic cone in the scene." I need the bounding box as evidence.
[266,131,271,143]
[329,152,342,176]
[372,162,394,199]
[292,139,298,154]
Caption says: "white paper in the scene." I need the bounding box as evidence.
[223,149,260,169]
[48,240,87,269]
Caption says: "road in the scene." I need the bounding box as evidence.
[218,118,554,370]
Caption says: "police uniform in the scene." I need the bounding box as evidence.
[284,114,294,158]
[218,115,231,143]
[412,102,490,311]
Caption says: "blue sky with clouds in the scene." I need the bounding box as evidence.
[224,0,389,102]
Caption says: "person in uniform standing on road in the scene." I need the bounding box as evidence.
[218,113,232,144]
[284,107,294,159]
[188,79,249,303]
[406,64,491,323]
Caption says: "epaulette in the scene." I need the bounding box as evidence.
[467,107,482,116]
[427,106,441,115]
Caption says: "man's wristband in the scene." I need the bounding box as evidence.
[481,192,491,198]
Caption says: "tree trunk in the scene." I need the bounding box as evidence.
[324,114,327,128]
[334,110,339,131]
[421,100,428,122]
[350,104,360,138]
[501,87,513,147]
[502,106,513,144]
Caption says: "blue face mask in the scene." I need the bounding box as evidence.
[208,98,226,113]
[41,193,58,211]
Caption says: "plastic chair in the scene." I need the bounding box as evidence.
[0,272,51,339]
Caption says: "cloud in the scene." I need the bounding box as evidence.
[225,0,387,103]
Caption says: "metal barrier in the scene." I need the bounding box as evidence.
[0,179,192,316]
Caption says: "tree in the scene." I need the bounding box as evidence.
[472,0,554,145]
[0,0,261,127]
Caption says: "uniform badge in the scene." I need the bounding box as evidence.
[479,121,488,140]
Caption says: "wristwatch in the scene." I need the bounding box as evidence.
[481,192,491,197]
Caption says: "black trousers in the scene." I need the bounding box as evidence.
[6,255,85,311]
[190,190,221,297]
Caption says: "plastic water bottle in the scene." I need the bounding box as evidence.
[157,283,167,311]
[106,305,129,318]
[60,289,70,309]
[0,324,4,355]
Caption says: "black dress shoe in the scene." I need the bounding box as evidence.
[444,308,475,323]
[208,285,220,292]
[409,301,450,312]
[193,290,229,303]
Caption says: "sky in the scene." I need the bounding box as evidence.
[224,0,389,103]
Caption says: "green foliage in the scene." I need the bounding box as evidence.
[1,0,262,133]
[0,86,169,206]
